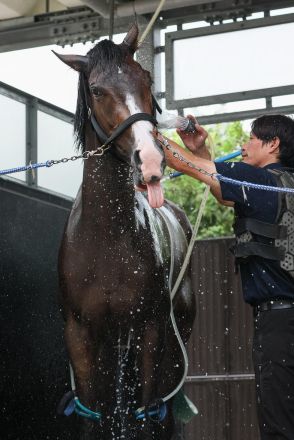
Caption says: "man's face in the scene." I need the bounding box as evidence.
[241,133,272,167]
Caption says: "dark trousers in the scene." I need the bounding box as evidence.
[253,308,294,440]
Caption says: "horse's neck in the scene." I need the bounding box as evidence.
[81,150,136,232]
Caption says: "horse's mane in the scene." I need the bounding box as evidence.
[74,39,127,152]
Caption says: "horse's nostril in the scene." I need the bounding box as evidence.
[150,175,160,183]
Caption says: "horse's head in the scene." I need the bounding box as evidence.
[53,24,165,208]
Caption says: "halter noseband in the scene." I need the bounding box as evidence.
[82,74,160,151]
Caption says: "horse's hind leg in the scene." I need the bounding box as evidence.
[138,322,164,405]
[134,320,168,439]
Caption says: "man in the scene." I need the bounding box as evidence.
[158,114,294,440]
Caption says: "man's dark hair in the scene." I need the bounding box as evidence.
[251,114,294,168]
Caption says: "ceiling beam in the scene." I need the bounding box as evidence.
[158,0,294,23]
[0,8,132,52]
[80,0,224,18]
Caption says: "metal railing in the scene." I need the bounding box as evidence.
[0,80,74,187]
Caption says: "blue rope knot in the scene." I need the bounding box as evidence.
[135,399,167,422]
[74,397,102,421]
[58,391,102,421]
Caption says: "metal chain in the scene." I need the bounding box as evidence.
[46,144,112,167]
[0,143,113,176]
[161,138,217,179]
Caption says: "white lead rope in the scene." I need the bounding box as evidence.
[138,0,167,46]
[156,206,189,403]
[171,185,211,299]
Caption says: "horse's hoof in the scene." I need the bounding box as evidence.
[57,390,75,416]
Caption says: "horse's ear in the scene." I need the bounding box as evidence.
[122,23,139,53]
[52,50,88,72]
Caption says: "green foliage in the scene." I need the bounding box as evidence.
[163,121,249,238]
[207,121,249,157]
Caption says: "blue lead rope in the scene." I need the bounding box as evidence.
[0,160,52,176]
[216,174,294,193]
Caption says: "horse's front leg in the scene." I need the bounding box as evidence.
[64,315,100,438]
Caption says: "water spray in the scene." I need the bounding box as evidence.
[158,113,197,133]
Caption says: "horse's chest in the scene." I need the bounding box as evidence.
[66,241,168,320]
[80,246,162,292]
[71,268,168,324]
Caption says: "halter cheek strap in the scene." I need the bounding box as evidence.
[90,112,158,148]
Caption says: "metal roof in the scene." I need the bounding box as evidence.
[0,0,294,51]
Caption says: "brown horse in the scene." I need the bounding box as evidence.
[56,24,196,440]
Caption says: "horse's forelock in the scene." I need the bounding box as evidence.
[88,39,126,72]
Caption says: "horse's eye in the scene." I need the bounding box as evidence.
[90,86,103,98]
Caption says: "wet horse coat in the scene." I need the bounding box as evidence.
[57,25,196,440]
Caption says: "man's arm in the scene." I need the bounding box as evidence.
[177,117,234,206]
[158,122,234,207]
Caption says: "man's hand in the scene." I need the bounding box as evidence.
[177,115,210,159]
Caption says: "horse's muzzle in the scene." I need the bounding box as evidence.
[131,142,166,207]
[133,147,165,183]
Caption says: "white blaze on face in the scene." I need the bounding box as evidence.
[125,93,164,208]
[125,93,163,182]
